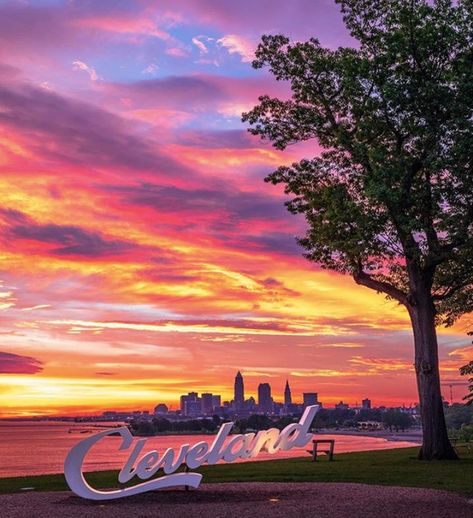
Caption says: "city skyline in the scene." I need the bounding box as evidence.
[10,371,380,419]
[104,373,381,421]
[0,0,470,418]
[100,371,379,420]
[143,372,366,418]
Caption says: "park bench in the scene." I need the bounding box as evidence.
[453,443,472,455]
[307,439,335,461]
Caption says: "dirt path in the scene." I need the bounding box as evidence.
[1,482,471,518]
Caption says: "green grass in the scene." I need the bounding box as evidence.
[1,446,472,496]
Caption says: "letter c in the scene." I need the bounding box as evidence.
[64,427,202,500]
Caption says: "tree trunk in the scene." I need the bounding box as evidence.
[408,292,458,460]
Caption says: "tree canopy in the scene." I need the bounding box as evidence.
[242,0,473,325]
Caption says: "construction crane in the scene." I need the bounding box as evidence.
[440,381,469,405]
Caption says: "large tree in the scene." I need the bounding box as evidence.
[243,0,473,460]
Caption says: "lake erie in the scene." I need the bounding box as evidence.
[0,421,419,477]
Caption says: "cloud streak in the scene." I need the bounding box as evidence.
[0,352,43,374]
[0,77,196,180]
[1,208,137,258]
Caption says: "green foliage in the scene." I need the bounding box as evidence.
[313,408,348,428]
[450,424,473,443]
[458,424,473,442]
[382,409,415,431]
[445,403,473,429]
[242,0,473,322]
[460,360,473,405]
[151,417,172,433]
[235,414,296,433]
[245,414,273,430]
[130,417,218,436]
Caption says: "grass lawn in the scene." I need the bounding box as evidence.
[1,446,472,496]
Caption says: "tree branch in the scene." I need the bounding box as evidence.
[353,267,408,305]
[432,280,471,301]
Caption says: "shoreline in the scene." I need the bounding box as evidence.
[315,429,423,444]
[0,420,423,444]
[130,428,423,441]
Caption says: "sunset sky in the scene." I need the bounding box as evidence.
[0,0,471,418]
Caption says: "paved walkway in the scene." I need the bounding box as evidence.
[1,482,472,517]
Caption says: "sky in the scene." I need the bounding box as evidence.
[0,0,471,417]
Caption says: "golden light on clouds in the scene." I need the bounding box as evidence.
[0,0,470,417]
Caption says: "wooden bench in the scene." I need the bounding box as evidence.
[307,439,335,461]
[453,443,472,455]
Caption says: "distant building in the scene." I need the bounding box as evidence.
[335,401,349,410]
[358,421,383,430]
[234,371,244,409]
[258,383,273,414]
[201,393,214,415]
[154,404,168,415]
[303,393,318,407]
[362,398,371,410]
[284,403,301,415]
[185,400,201,417]
[212,395,221,410]
[246,396,256,412]
[180,392,199,416]
[284,380,292,405]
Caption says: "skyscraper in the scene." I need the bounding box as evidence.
[258,383,273,414]
[234,371,244,408]
[284,379,292,405]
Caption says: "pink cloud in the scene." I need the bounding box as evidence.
[0,351,43,374]
[0,74,199,181]
[0,208,138,259]
[72,14,170,40]
[144,0,350,46]
[72,60,99,81]
[218,34,255,62]
[165,47,190,58]
[100,73,291,116]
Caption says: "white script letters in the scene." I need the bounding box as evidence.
[64,405,319,500]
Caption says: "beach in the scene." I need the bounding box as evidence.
[315,428,423,443]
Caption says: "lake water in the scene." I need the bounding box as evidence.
[0,421,418,478]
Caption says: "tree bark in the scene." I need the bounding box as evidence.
[408,290,458,460]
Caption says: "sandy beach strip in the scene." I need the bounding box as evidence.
[0,482,471,518]
[315,429,423,443]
